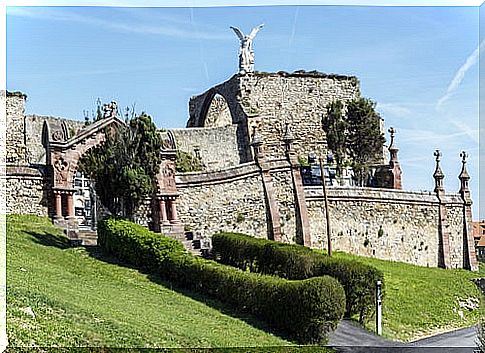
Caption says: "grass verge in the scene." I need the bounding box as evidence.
[7,215,296,348]
[333,251,485,341]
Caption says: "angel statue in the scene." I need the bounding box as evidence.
[230,24,264,74]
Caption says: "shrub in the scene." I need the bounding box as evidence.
[175,150,204,173]
[98,219,346,343]
[212,232,384,323]
[97,217,186,270]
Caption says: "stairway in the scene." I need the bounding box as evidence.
[68,224,210,257]
[67,227,98,246]
[164,229,211,257]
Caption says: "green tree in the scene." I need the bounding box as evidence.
[345,98,385,186]
[78,112,162,219]
[323,100,348,177]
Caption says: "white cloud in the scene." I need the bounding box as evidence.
[436,41,484,109]
[376,102,412,118]
[7,7,231,40]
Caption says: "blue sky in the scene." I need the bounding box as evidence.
[6,5,482,218]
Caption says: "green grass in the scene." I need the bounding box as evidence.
[333,251,485,342]
[7,215,298,348]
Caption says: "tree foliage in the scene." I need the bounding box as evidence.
[78,112,162,219]
[346,98,385,186]
[175,150,204,173]
[323,100,348,176]
[323,97,385,186]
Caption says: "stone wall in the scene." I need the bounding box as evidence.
[6,92,85,166]
[305,186,467,268]
[448,204,465,268]
[188,71,363,161]
[171,126,241,171]
[25,115,84,164]
[176,163,268,239]
[5,166,48,216]
[6,92,28,165]
[270,167,297,243]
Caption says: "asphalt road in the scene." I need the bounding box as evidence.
[328,320,480,353]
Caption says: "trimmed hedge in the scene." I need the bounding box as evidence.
[97,218,186,270]
[212,232,384,323]
[98,218,346,343]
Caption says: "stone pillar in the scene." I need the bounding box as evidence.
[169,199,180,224]
[458,151,478,271]
[260,170,282,241]
[159,198,170,226]
[66,192,75,218]
[283,123,312,247]
[54,192,62,219]
[388,127,402,190]
[250,126,265,164]
[433,150,451,269]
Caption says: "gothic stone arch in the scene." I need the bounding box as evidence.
[44,108,124,226]
[203,93,233,128]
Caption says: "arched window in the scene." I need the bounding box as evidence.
[204,94,232,127]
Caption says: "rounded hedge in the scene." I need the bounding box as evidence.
[212,232,384,323]
[98,218,346,343]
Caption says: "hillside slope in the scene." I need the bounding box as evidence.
[6,215,291,348]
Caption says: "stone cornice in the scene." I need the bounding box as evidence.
[305,186,464,206]
[49,116,125,149]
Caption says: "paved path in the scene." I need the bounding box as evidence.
[328,320,479,352]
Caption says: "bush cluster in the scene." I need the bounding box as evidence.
[212,232,384,323]
[98,219,346,343]
[97,218,186,270]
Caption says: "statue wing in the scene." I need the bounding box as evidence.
[230,26,244,41]
[248,23,264,40]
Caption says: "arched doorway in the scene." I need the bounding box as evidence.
[44,102,124,229]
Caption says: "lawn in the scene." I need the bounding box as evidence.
[333,251,485,342]
[6,215,297,348]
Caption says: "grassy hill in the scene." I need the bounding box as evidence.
[334,252,485,341]
[6,215,293,348]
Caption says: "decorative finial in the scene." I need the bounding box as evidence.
[230,24,264,74]
[434,149,442,163]
[283,122,294,142]
[459,151,471,201]
[459,150,470,181]
[251,126,262,146]
[433,149,444,193]
[388,127,396,138]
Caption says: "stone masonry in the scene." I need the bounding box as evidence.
[188,71,364,162]
[4,67,478,270]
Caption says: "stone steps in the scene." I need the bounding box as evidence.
[68,225,210,258]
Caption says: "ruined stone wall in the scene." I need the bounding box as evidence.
[171,126,241,171]
[176,163,268,239]
[6,93,85,166]
[188,72,362,162]
[6,92,28,165]
[5,166,48,215]
[239,73,361,160]
[25,115,84,164]
[305,187,466,268]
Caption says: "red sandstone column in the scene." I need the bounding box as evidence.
[54,192,62,219]
[66,192,74,218]
[169,199,180,224]
[159,199,170,225]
